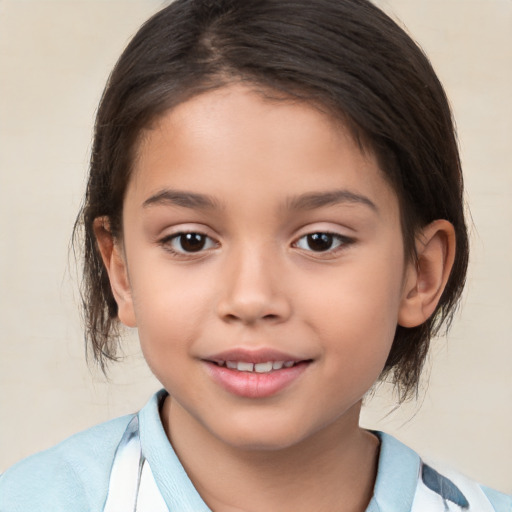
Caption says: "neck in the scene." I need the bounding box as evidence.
[161,397,379,512]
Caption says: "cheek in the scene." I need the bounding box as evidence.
[128,261,214,359]
[298,254,404,363]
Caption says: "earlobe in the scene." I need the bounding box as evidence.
[398,220,456,328]
[93,217,137,327]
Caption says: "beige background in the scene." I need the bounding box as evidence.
[0,0,511,494]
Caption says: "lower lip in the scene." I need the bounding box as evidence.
[204,362,310,398]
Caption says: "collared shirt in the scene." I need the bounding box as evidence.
[1,390,510,511]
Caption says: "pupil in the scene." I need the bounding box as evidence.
[181,233,205,252]
[307,233,333,252]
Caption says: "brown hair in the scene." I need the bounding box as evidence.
[75,0,468,400]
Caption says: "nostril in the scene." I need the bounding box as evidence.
[222,312,281,325]
[217,292,292,325]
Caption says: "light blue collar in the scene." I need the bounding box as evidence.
[102,413,169,512]
[366,431,421,511]
[105,391,464,512]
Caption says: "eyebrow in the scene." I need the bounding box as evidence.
[142,189,220,210]
[286,189,378,213]
[142,187,377,213]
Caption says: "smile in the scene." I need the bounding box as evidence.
[215,361,297,373]
[205,353,311,398]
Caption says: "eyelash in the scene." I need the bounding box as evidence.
[293,232,354,255]
[159,231,354,258]
[160,232,218,256]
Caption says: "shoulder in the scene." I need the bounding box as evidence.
[0,414,133,512]
[414,462,512,512]
[369,432,512,512]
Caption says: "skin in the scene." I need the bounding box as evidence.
[95,84,455,511]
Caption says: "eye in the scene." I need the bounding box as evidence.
[294,232,350,252]
[163,232,217,254]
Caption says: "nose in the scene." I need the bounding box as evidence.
[216,246,292,325]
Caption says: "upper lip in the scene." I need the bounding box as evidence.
[205,348,307,365]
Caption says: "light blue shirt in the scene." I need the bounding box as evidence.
[1,390,510,511]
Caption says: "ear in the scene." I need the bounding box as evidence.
[398,220,456,328]
[93,217,137,327]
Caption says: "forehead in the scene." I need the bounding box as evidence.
[128,84,399,220]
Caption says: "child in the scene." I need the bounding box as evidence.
[1,0,510,510]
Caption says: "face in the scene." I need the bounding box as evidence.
[116,85,412,450]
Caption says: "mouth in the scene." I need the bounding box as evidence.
[203,349,312,398]
[210,360,301,373]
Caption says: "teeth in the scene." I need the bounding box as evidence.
[237,362,254,372]
[254,362,273,373]
[221,360,295,373]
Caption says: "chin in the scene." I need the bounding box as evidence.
[210,416,318,453]
[223,433,305,452]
